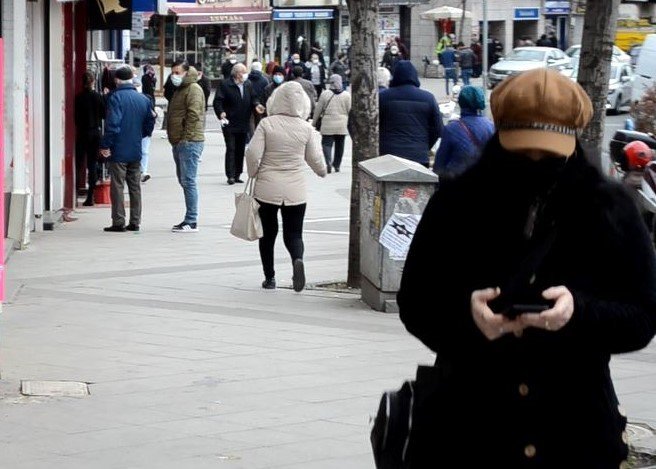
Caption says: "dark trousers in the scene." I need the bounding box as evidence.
[109,161,141,227]
[314,85,324,100]
[75,134,100,201]
[224,131,247,180]
[321,135,346,170]
[257,201,307,280]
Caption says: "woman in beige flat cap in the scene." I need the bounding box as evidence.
[397,68,656,467]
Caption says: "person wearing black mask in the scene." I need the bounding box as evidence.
[397,68,656,467]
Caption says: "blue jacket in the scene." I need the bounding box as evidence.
[101,85,155,163]
[434,110,495,178]
[379,61,444,165]
[440,48,457,69]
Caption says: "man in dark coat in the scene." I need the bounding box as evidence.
[398,68,656,467]
[285,53,309,81]
[100,66,155,232]
[213,63,265,185]
[194,62,212,109]
[221,53,238,80]
[247,61,270,102]
[262,66,285,109]
[379,61,443,167]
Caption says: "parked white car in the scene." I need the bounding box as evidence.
[562,62,634,114]
[632,34,656,105]
[565,44,632,65]
[488,47,571,88]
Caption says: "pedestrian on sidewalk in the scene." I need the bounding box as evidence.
[290,66,317,116]
[213,63,266,185]
[379,60,443,167]
[381,44,403,73]
[433,86,494,179]
[440,42,458,95]
[456,42,475,86]
[140,64,158,183]
[195,62,212,109]
[306,53,326,99]
[330,53,350,90]
[245,81,326,291]
[75,70,105,207]
[313,74,351,173]
[166,61,206,233]
[377,67,391,90]
[398,68,656,467]
[100,66,155,232]
[262,66,285,110]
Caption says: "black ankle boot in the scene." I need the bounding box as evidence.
[262,278,276,289]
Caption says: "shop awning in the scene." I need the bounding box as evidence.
[170,6,272,25]
[273,9,334,21]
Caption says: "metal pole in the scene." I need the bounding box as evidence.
[184,26,187,63]
[270,19,276,63]
[159,15,165,91]
[482,0,488,91]
[195,26,198,64]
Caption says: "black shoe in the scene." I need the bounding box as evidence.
[141,174,151,183]
[262,278,276,289]
[292,259,306,292]
[334,167,340,173]
[327,165,332,174]
[104,225,126,232]
[171,222,198,233]
[235,178,244,183]
[227,178,235,185]
[125,224,140,232]
[82,199,94,207]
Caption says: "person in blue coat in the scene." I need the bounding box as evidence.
[100,66,155,233]
[433,86,495,180]
[379,61,444,167]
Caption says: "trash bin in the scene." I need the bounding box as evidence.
[359,155,439,313]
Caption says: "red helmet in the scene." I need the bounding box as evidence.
[624,141,653,170]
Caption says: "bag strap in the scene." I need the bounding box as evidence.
[318,92,336,121]
[457,119,482,149]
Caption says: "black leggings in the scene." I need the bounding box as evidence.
[257,201,306,280]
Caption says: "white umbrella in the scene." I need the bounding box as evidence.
[420,6,472,21]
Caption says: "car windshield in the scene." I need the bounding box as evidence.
[506,50,546,62]
[567,47,581,57]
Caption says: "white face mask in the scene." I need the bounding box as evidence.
[171,74,183,87]
[293,58,300,64]
[242,73,249,82]
[312,59,319,64]
[229,58,237,64]
[391,48,399,55]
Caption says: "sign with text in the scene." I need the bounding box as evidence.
[514,7,539,21]
[273,9,333,20]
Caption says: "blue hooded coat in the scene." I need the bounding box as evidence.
[379,61,443,165]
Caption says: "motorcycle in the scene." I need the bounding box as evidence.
[609,129,656,240]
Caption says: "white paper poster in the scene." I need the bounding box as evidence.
[379,213,421,261]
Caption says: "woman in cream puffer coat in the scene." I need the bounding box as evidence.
[246,81,327,292]
[312,74,351,173]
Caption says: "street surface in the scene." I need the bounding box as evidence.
[0,78,653,468]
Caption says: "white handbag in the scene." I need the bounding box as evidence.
[230,178,263,241]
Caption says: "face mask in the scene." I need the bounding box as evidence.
[171,74,183,87]
[242,73,249,82]
[229,59,237,64]
[312,59,319,64]
[273,75,284,85]
[391,48,399,55]
[293,59,300,64]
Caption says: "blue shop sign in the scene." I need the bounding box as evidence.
[514,8,540,20]
[545,1,570,15]
[273,9,334,21]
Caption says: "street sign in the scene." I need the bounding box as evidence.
[131,12,144,40]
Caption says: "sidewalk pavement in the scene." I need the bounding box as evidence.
[1,92,655,468]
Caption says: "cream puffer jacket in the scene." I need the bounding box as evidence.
[313,89,351,136]
[246,82,327,206]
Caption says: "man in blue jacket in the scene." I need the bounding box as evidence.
[100,66,155,232]
[379,61,443,167]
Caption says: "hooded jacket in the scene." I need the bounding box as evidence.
[248,70,270,102]
[166,67,206,145]
[101,84,155,163]
[379,61,443,164]
[245,82,326,206]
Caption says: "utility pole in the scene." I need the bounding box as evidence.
[482,0,488,90]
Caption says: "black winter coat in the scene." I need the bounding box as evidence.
[197,75,211,108]
[247,70,270,102]
[398,137,656,468]
[212,78,260,134]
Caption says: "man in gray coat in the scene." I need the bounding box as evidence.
[291,66,317,116]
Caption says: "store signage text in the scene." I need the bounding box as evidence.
[514,8,540,20]
[273,9,334,20]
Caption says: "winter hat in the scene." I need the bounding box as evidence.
[458,86,486,112]
[491,68,592,157]
[272,66,285,75]
[114,66,133,81]
[328,74,343,92]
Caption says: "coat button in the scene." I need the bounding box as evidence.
[622,431,629,444]
[519,383,529,397]
[524,444,536,458]
[618,404,627,417]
